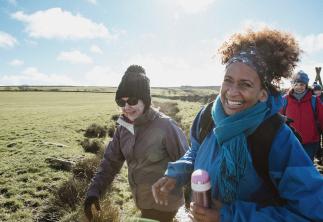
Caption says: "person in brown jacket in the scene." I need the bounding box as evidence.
[84,65,188,222]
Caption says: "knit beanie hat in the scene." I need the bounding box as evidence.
[291,70,309,85]
[115,65,151,109]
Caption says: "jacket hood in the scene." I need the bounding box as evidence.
[265,93,284,118]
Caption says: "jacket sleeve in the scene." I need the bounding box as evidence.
[165,108,203,187]
[220,124,323,222]
[163,119,189,161]
[86,127,125,198]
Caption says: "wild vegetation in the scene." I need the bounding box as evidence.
[2,88,321,221]
[0,89,203,221]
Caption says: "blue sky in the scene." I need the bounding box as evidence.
[0,0,322,87]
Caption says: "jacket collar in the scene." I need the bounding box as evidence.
[133,107,159,126]
[117,107,159,134]
[289,89,312,102]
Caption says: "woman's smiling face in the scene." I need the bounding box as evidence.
[220,62,268,116]
[120,97,145,121]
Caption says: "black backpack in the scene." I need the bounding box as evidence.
[197,101,299,206]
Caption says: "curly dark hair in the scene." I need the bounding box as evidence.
[218,28,301,93]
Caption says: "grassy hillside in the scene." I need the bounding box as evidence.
[0,91,201,221]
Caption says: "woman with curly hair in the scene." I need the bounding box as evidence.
[152,28,323,221]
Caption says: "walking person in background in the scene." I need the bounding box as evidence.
[312,82,323,164]
[281,71,323,161]
[84,65,188,222]
[312,82,323,102]
[152,28,323,221]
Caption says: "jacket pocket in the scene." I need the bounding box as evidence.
[145,146,167,162]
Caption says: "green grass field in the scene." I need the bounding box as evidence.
[0,91,120,221]
[0,91,202,222]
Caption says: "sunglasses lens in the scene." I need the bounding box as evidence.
[116,99,126,107]
[116,98,138,107]
[127,97,139,106]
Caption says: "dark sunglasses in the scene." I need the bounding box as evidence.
[116,97,139,107]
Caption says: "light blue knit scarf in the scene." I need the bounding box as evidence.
[211,96,269,203]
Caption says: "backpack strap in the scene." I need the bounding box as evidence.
[311,95,317,111]
[282,96,288,115]
[198,101,214,143]
[247,114,287,206]
[311,95,321,134]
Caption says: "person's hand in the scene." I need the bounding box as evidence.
[84,196,100,221]
[189,201,221,222]
[152,176,176,206]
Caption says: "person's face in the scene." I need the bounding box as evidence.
[120,97,145,121]
[292,82,307,94]
[220,62,268,116]
[314,90,322,96]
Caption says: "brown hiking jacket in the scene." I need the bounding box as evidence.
[87,107,188,211]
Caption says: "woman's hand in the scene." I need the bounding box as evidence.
[189,201,221,222]
[152,176,176,206]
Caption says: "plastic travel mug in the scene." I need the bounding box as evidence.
[191,169,211,208]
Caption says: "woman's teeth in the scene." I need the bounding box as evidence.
[227,100,242,105]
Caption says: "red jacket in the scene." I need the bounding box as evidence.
[281,90,323,144]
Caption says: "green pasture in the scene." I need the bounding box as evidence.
[0,91,118,221]
[0,91,202,221]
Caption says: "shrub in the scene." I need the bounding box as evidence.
[111,114,119,122]
[54,178,88,210]
[81,138,104,154]
[2,199,22,212]
[153,101,179,117]
[107,125,116,138]
[84,123,107,138]
[72,157,101,181]
[90,197,120,222]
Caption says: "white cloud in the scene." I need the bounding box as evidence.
[85,0,97,5]
[90,45,103,54]
[57,50,93,64]
[9,59,24,66]
[0,31,18,48]
[0,67,78,85]
[11,8,113,40]
[84,66,120,86]
[124,54,223,87]
[298,33,323,53]
[174,0,216,14]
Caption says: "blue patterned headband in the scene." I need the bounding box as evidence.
[226,48,270,87]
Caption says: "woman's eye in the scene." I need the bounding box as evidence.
[240,82,252,88]
[224,78,232,83]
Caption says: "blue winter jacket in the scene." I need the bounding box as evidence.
[165,97,323,222]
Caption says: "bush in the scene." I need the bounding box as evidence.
[54,178,88,210]
[87,197,121,222]
[153,101,179,118]
[84,123,107,138]
[111,114,119,122]
[72,157,101,181]
[107,125,116,138]
[81,138,104,154]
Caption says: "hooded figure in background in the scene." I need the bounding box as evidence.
[312,81,323,101]
[84,65,188,222]
[282,70,323,161]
